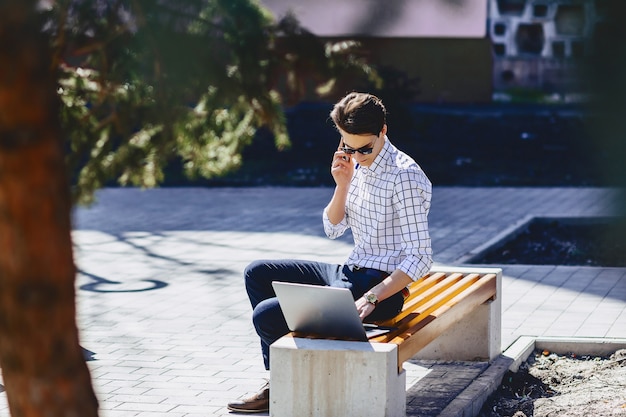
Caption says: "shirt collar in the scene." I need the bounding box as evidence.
[359,136,391,176]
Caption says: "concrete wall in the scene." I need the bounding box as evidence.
[354,37,494,103]
[261,0,488,38]
[261,0,493,103]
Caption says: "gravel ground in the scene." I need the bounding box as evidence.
[478,349,626,417]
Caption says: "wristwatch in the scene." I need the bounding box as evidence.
[364,291,379,306]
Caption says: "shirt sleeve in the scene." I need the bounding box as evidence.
[323,207,349,239]
[392,169,433,280]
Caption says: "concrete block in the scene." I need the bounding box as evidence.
[270,336,406,417]
[535,337,626,357]
[412,270,502,362]
[503,335,536,372]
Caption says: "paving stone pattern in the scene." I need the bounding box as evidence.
[0,186,624,416]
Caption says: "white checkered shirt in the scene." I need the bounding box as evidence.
[323,138,433,280]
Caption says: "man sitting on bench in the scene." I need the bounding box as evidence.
[227,92,433,413]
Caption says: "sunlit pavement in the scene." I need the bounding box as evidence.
[0,186,624,416]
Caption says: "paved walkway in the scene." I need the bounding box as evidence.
[0,187,624,416]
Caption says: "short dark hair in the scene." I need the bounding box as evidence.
[330,92,386,136]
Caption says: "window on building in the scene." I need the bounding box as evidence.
[533,4,549,18]
[552,41,566,58]
[516,23,545,55]
[493,43,507,56]
[555,4,586,36]
[494,22,507,36]
[496,0,526,16]
[501,70,515,83]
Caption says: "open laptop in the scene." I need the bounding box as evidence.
[272,281,395,341]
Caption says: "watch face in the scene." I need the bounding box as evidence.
[366,292,378,304]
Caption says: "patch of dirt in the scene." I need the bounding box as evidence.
[479,349,626,417]
[472,219,626,267]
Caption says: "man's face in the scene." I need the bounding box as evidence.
[338,126,386,167]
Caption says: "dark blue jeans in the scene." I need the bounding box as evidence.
[244,259,404,370]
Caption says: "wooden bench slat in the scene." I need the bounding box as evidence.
[395,274,495,342]
[373,275,481,342]
[371,273,496,347]
[394,274,497,365]
[398,274,495,340]
[377,272,479,327]
[402,272,447,303]
[384,273,466,324]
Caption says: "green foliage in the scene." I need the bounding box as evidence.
[46,0,379,204]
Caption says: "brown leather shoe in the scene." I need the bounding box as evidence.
[227,381,269,413]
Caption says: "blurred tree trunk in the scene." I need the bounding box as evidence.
[0,1,99,416]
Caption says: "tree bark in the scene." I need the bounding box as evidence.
[0,1,99,416]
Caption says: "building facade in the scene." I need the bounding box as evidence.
[261,0,602,103]
[489,0,602,100]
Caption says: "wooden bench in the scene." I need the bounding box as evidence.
[270,266,502,417]
[372,267,501,370]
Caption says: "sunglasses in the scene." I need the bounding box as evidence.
[340,135,379,155]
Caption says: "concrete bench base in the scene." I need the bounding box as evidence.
[270,337,406,417]
[411,297,501,361]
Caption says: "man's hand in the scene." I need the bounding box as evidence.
[355,296,376,320]
[331,150,353,188]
